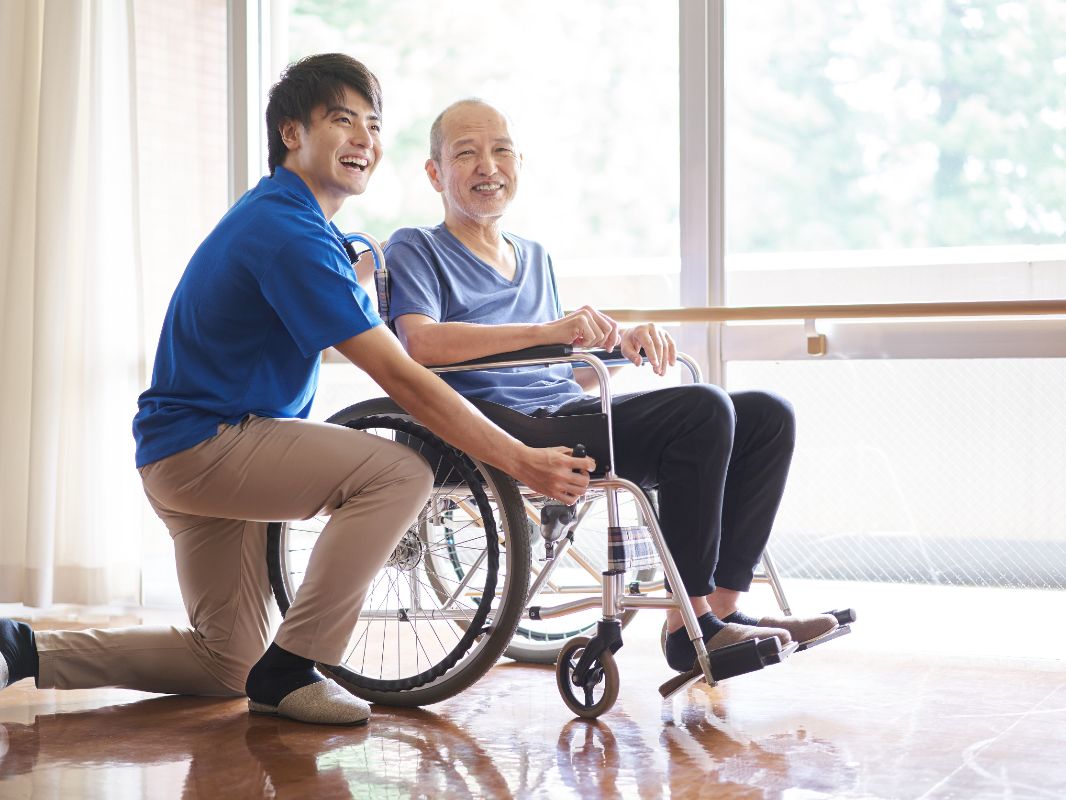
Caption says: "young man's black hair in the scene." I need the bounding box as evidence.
[265,53,383,175]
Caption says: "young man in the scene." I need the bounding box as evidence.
[383,99,839,675]
[0,58,592,726]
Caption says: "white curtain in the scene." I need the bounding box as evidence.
[0,0,145,607]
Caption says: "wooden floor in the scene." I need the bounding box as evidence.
[2,582,1064,799]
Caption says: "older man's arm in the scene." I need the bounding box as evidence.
[395,306,622,366]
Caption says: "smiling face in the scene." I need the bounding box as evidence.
[426,102,522,230]
[279,85,382,219]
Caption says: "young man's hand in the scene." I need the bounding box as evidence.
[509,445,595,506]
[542,305,621,351]
[620,323,676,376]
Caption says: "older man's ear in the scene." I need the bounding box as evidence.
[425,158,444,192]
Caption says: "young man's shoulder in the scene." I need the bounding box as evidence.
[239,179,327,232]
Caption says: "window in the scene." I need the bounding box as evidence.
[722,1,1066,592]
[284,0,681,311]
[725,0,1066,306]
[281,0,684,414]
[134,0,230,605]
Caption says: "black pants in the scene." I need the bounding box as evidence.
[554,385,796,596]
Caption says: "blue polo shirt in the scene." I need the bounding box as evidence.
[133,166,381,467]
[385,224,584,414]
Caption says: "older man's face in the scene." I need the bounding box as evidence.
[429,103,521,226]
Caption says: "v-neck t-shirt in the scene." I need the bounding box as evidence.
[385,224,583,414]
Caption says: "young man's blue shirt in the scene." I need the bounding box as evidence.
[133,166,381,468]
[385,224,584,415]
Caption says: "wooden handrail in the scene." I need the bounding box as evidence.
[598,299,1066,324]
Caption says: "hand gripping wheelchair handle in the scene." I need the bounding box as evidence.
[539,444,586,545]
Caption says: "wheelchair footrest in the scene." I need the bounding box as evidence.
[795,623,851,652]
[830,607,857,626]
[794,608,856,652]
[658,636,797,699]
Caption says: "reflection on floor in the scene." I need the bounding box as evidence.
[1,582,1064,799]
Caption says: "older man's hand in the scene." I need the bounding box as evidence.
[542,305,621,351]
[620,323,676,376]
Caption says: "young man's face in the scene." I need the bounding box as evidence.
[427,103,522,228]
[280,86,382,219]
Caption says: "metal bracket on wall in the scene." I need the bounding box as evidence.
[805,318,827,356]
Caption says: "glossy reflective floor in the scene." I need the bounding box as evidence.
[2,581,1064,799]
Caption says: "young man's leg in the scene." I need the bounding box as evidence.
[18,416,432,719]
[31,516,273,696]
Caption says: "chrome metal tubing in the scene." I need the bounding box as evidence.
[360,608,476,622]
[603,571,623,620]
[526,596,602,620]
[676,352,703,383]
[588,474,714,686]
[441,548,487,611]
[758,550,792,616]
[524,536,573,602]
[617,595,680,610]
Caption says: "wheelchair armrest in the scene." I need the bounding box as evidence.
[582,346,644,365]
[427,344,574,370]
[427,345,638,370]
[427,344,701,383]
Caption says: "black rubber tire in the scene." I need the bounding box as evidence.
[555,636,620,719]
[266,405,531,707]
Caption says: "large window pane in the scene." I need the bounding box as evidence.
[286,0,681,416]
[286,0,680,310]
[728,359,1066,590]
[725,0,1066,304]
[134,0,229,606]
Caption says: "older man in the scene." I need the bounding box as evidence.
[383,99,839,674]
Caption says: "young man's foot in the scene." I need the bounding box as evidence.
[0,619,39,689]
[664,612,791,672]
[245,643,370,725]
[722,610,838,645]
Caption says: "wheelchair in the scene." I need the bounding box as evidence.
[265,233,854,718]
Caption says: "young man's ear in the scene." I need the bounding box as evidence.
[425,158,444,193]
[280,119,303,153]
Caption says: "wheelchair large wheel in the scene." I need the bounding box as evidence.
[503,490,658,664]
[266,411,531,707]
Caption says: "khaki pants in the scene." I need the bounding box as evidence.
[35,415,434,697]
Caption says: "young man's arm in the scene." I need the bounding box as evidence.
[334,325,594,503]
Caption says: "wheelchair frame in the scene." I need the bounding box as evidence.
[429,346,803,714]
[266,232,852,719]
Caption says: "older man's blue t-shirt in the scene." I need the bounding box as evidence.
[385,224,583,415]
[133,166,382,467]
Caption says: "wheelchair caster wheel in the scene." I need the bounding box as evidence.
[555,636,619,719]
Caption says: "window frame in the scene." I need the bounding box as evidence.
[237,0,1066,371]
